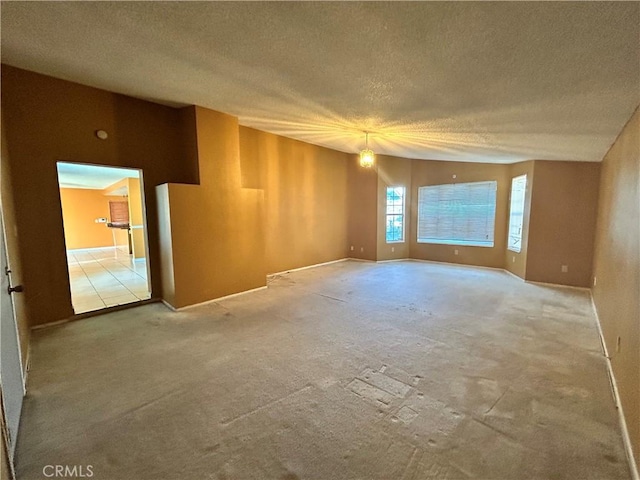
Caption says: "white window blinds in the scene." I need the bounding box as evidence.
[507,174,527,253]
[417,181,497,247]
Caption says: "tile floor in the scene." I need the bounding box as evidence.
[67,247,151,313]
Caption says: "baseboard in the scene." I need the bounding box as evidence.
[66,246,118,252]
[268,258,349,277]
[407,257,505,272]
[502,268,524,281]
[527,280,591,292]
[161,299,177,312]
[375,258,408,263]
[168,286,269,311]
[590,294,639,480]
[346,257,376,263]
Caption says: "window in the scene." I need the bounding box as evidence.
[385,186,405,243]
[417,180,497,247]
[507,174,527,253]
[108,201,129,226]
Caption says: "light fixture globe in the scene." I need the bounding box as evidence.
[359,131,375,168]
[359,148,375,168]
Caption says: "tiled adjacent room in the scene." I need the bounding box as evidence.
[67,247,150,313]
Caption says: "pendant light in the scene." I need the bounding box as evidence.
[359,132,375,168]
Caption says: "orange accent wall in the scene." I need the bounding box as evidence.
[59,188,112,249]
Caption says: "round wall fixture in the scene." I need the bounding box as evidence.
[95,130,108,140]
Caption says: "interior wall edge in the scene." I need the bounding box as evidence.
[590,105,640,467]
[591,295,640,480]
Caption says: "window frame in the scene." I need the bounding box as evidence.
[385,186,405,244]
[507,174,527,253]
[416,180,497,248]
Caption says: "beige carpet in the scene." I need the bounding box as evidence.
[16,260,630,479]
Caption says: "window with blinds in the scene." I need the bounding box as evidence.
[507,174,527,253]
[385,186,405,243]
[417,180,497,247]
[109,201,130,225]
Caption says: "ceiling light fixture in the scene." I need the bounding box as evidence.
[359,132,375,168]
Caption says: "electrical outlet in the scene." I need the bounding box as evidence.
[561,265,568,273]
[454,249,459,255]
[350,245,354,251]
[391,247,395,253]
[360,247,364,253]
[616,336,621,353]
[512,256,516,263]
[593,276,597,286]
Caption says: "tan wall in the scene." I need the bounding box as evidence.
[239,127,349,274]
[377,155,412,261]
[59,188,112,249]
[409,160,510,268]
[347,155,378,261]
[1,65,199,326]
[505,161,535,279]
[157,107,266,308]
[526,161,600,287]
[592,108,639,466]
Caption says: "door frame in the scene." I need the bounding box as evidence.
[56,161,153,314]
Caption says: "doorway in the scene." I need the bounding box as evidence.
[57,162,151,314]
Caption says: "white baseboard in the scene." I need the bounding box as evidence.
[161,299,177,312]
[268,258,348,277]
[591,294,639,480]
[528,280,591,292]
[66,246,117,252]
[167,286,269,311]
[407,257,504,272]
[502,268,524,281]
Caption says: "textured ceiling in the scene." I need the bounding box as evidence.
[2,2,639,163]
[57,162,140,190]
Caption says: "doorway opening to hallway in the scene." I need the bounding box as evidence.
[57,162,151,314]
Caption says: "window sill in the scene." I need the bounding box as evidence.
[417,239,494,248]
